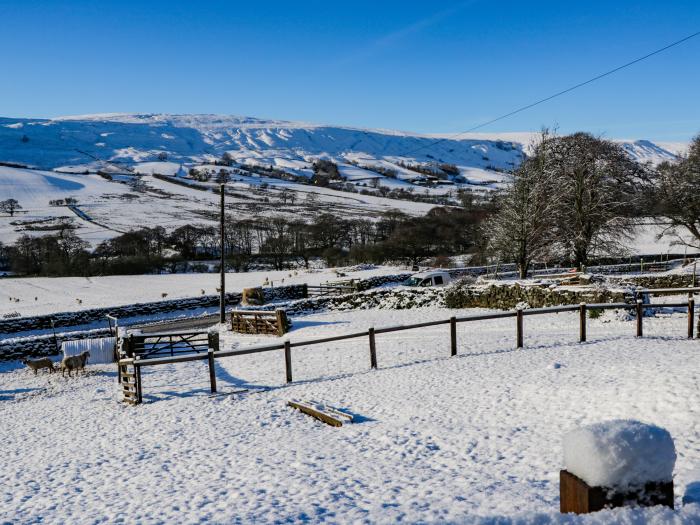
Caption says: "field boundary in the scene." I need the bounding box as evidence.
[118,287,700,404]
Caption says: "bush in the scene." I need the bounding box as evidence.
[588,308,603,319]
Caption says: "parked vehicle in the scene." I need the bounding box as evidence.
[403,270,452,287]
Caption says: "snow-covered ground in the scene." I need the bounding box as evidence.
[2,306,700,523]
[0,266,405,317]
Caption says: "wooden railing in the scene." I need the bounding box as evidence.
[305,283,356,297]
[118,288,700,404]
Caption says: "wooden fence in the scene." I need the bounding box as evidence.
[117,288,700,405]
[304,282,356,297]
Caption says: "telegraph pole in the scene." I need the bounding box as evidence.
[219,184,226,324]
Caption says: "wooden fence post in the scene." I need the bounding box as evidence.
[275,309,288,336]
[579,303,587,343]
[207,349,217,393]
[302,283,308,298]
[135,361,143,404]
[284,340,292,383]
[636,299,643,337]
[516,309,524,348]
[688,297,695,339]
[208,331,220,351]
[369,327,377,369]
[450,316,457,356]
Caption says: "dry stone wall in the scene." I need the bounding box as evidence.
[445,282,632,310]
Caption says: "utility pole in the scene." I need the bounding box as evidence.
[219,184,226,324]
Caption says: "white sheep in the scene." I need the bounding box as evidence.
[60,351,90,377]
[22,358,56,375]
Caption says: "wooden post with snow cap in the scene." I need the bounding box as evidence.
[516,308,524,348]
[688,297,695,339]
[636,299,643,337]
[450,316,457,356]
[368,327,377,369]
[579,303,586,343]
[284,340,292,383]
[560,420,675,514]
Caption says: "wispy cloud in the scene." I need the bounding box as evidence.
[337,1,476,66]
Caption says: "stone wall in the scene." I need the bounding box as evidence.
[608,274,695,289]
[0,329,112,362]
[284,287,445,314]
[355,273,412,291]
[445,282,632,310]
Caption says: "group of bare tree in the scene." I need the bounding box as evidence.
[486,131,651,277]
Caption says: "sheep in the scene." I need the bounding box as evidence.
[22,358,56,375]
[60,351,90,377]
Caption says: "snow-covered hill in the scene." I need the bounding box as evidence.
[0,113,681,178]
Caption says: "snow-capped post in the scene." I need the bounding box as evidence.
[207,349,217,393]
[636,299,643,337]
[688,297,695,339]
[368,327,377,369]
[219,184,226,324]
[284,340,292,383]
[516,308,523,348]
[560,420,676,514]
[450,316,457,356]
[579,303,587,342]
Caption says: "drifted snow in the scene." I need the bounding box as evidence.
[2,307,700,523]
[563,420,677,489]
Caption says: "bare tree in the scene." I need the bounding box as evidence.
[485,131,559,278]
[0,199,22,217]
[545,133,648,266]
[305,192,319,206]
[655,135,700,248]
[278,188,292,204]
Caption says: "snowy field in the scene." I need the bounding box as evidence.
[2,307,700,523]
[0,164,434,247]
[0,266,405,317]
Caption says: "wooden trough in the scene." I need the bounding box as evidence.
[230,309,289,336]
[288,399,353,427]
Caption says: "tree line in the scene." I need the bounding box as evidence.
[0,207,485,276]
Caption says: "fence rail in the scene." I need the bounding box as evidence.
[119,289,699,404]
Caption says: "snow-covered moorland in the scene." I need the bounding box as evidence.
[2,306,700,523]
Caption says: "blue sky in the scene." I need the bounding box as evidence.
[1,1,699,140]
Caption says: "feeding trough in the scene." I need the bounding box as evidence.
[560,420,676,514]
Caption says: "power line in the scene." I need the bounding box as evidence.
[402,29,700,157]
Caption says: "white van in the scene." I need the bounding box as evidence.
[403,270,452,288]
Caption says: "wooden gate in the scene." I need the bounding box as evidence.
[230,309,289,336]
